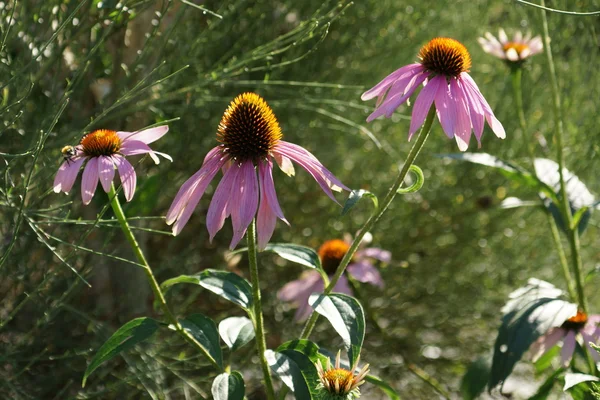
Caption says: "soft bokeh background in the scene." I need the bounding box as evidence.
[1,0,599,398]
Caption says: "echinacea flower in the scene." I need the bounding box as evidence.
[277,238,389,321]
[478,29,543,62]
[315,350,369,400]
[530,310,600,366]
[361,37,505,151]
[53,126,171,204]
[166,92,348,249]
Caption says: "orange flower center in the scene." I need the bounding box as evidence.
[217,92,282,162]
[318,239,351,275]
[322,368,355,394]
[80,129,121,157]
[418,37,471,77]
[562,310,588,331]
[502,42,529,57]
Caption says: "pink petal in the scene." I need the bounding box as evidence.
[461,73,506,139]
[332,274,353,296]
[113,155,137,202]
[450,79,472,151]
[256,159,287,250]
[347,261,384,288]
[458,77,485,145]
[229,161,259,249]
[120,140,164,164]
[53,157,86,193]
[356,247,391,263]
[560,330,577,367]
[409,75,442,139]
[361,63,422,101]
[81,158,99,205]
[277,272,323,322]
[530,327,565,361]
[274,152,295,176]
[366,71,429,122]
[260,159,287,221]
[206,163,239,241]
[434,79,456,139]
[118,125,169,144]
[97,156,115,193]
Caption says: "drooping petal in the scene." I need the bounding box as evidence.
[260,159,287,221]
[118,125,169,144]
[450,78,472,151]
[356,247,392,263]
[409,75,441,139]
[434,79,456,139]
[274,152,295,176]
[97,156,115,193]
[256,159,287,250]
[53,157,86,193]
[81,157,99,205]
[458,77,485,145]
[113,155,137,202]
[461,73,506,139]
[366,71,429,122]
[347,261,384,288]
[120,140,171,164]
[229,161,259,249]
[530,328,565,361]
[560,330,577,366]
[361,63,423,101]
[206,163,239,241]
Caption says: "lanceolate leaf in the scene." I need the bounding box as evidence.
[265,349,315,399]
[161,269,252,310]
[82,317,161,387]
[179,313,223,368]
[211,371,245,400]
[564,373,600,391]
[309,293,365,366]
[218,316,255,352]
[263,243,322,270]
[461,356,491,400]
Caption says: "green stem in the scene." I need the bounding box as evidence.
[547,215,577,301]
[107,185,222,371]
[540,0,587,314]
[246,219,276,400]
[300,106,436,339]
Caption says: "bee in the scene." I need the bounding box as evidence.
[61,145,77,165]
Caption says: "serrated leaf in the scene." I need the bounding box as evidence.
[342,189,378,216]
[211,371,245,400]
[218,316,255,352]
[461,356,491,400]
[161,269,252,310]
[309,293,365,366]
[179,313,223,368]
[265,349,315,399]
[263,243,322,270]
[82,317,160,387]
[564,374,600,391]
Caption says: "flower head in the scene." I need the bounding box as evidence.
[531,310,600,366]
[478,29,543,62]
[278,237,390,321]
[361,37,505,151]
[315,351,369,400]
[53,126,171,204]
[166,92,348,249]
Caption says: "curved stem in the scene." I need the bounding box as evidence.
[246,219,276,400]
[107,185,222,371]
[540,0,587,313]
[300,106,436,339]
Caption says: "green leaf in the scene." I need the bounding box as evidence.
[364,375,401,399]
[565,374,600,391]
[161,269,252,310]
[179,314,223,369]
[461,356,491,400]
[342,189,378,216]
[82,317,161,387]
[500,197,541,209]
[276,339,328,364]
[265,349,316,399]
[397,165,425,194]
[263,243,322,270]
[211,371,245,400]
[528,368,563,400]
[489,279,577,390]
[309,293,365,366]
[218,316,255,352]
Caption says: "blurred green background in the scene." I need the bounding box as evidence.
[1,0,599,398]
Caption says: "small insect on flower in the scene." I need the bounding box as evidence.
[61,145,77,165]
[315,351,369,400]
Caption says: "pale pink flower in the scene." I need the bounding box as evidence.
[277,238,389,321]
[478,29,543,62]
[530,310,600,366]
[53,126,171,204]
[362,37,505,151]
[166,93,348,249]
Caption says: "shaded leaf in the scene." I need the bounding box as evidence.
[211,371,245,400]
[528,368,563,400]
[461,356,491,400]
[218,316,255,352]
[309,293,365,366]
[342,189,378,216]
[265,349,315,399]
[82,317,160,387]
[179,313,223,368]
[565,374,600,391]
[263,243,322,270]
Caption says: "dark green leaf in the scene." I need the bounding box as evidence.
[218,316,255,352]
[276,339,328,364]
[161,269,252,310]
[528,368,563,400]
[82,317,161,387]
[342,189,378,216]
[179,313,223,369]
[211,371,245,400]
[263,243,322,270]
[565,374,600,391]
[309,293,365,366]
[364,375,401,400]
[265,349,315,399]
[461,356,491,400]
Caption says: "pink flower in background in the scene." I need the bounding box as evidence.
[166,92,348,249]
[478,29,543,62]
[277,238,390,321]
[53,126,171,204]
[361,37,505,151]
[530,310,600,366]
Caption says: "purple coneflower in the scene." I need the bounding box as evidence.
[361,37,505,151]
[277,238,389,321]
[53,126,171,204]
[166,92,348,249]
[530,310,600,366]
[478,29,543,62]
[315,350,370,400]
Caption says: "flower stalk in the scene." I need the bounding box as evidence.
[107,184,222,371]
[301,106,436,339]
[246,219,276,400]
